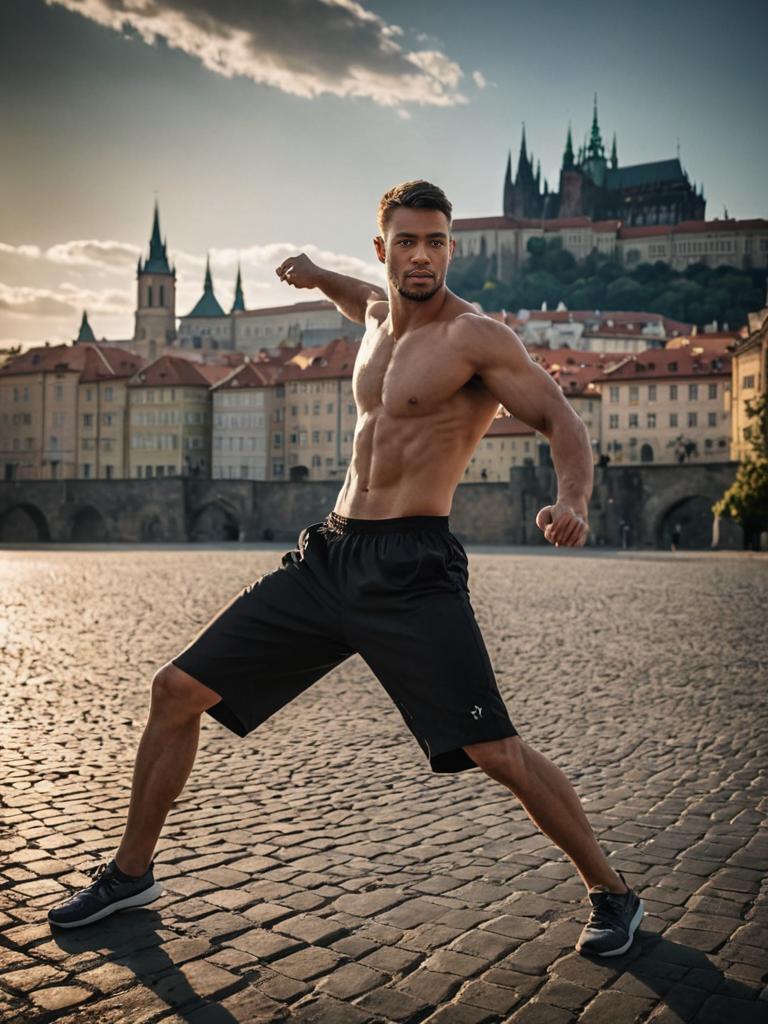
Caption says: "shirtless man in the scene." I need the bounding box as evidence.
[49,180,644,958]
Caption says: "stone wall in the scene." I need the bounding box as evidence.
[0,462,742,548]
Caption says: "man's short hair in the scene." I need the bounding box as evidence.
[377,180,452,234]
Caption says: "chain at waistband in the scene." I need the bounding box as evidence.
[320,511,451,535]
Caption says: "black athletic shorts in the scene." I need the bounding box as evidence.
[172,511,518,773]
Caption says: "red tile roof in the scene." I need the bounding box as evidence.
[0,342,143,379]
[619,217,768,240]
[593,348,731,382]
[279,337,360,381]
[128,355,231,388]
[214,360,281,390]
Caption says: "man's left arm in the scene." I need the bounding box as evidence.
[467,316,593,547]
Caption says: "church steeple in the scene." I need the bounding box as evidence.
[610,132,618,170]
[516,124,533,183]
[587,94,605,160]
[139,200,173,276]
[76,310,96,343]
[231,263,245,313]
[185,255,226,318]
[562,124,575,170]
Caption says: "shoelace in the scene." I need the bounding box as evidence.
[86,861,119,891]
[585,891,627,930]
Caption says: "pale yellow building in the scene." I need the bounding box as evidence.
[211,361,280,480]
[0,332,142,481]
[595,347,732,464]
[463,414,537,482]
[274,339,359,481]
[730,304,768,461]
[126,355,230,479]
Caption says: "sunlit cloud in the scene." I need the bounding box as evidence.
[0,282,134,319]
[47,0,469,114]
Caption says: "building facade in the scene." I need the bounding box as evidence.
[132,203,176,363]
[595,347,732,465]
[730,303,768,461]
[126,356,230,479]
[0,342,142,481]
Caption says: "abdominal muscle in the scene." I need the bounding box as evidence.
[333,398,497,519]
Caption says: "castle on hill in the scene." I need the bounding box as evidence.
[504,97,705,227]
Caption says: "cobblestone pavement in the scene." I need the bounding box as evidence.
[1,545,766,1024]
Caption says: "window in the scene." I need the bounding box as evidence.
[53,412,65,427]
[669,413,678,427]
[326,403,333,413]
[628,413,638,428]
[313,402,320,415]
[54,385,63,400]
[49,435,59,449]
[708,412,717,427]
[325,430,333,442]
[629,386,639,403]
[103,413,114,426]
[609,386,620,403]
[289,432,297,444]
[609,414,619,429]
[311,454,321,467]
[240,465,248,478]
[743,375,755,389]
[688,412,698,427]
[82,413,93,428]
[273,461,284,476]
[648,384,656,401]
[708,383,717,400]
[688,384,698,401]
[273,432,282,446]
[668,361,677,372]
[647,413,656,428]
[347,404,355,415]
[312,431,320,443]
[669,384,678,400]
[105,465,114,479]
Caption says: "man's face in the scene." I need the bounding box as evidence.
[374,207,454,303]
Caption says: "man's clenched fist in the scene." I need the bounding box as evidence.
[536,501,589,548]
[275,253,320,289]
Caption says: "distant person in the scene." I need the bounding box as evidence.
[671,523,682,551]
[49,181,643,958]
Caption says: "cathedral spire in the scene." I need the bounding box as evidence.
[563,124,575,170]
[587,94,605,160]
[140,200,172,275]
[204,254,213,293]
[76,310,96,343]
[231,263,245,313]
[610,132,618,169]
[516,123,533,183]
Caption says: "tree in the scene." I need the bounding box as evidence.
[713,395,768,550]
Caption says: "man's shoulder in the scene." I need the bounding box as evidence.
[365,297,389,325]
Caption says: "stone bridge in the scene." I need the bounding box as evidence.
[0,462,741,548]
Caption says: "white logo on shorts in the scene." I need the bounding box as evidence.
[470,704,483,720]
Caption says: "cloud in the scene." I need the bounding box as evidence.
[0,239,140,271]
[472,70,487,89]
[0,282,133,319]
[47,0,469,112]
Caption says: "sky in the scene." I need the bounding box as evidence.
[1,0,766,352]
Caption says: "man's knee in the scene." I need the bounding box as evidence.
[464,736,530,789]
[151,663,221,716]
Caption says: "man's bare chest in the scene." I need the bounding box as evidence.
[352,325,483,417]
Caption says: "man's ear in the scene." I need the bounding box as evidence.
[373,235,386,264]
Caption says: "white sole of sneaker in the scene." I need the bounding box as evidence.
[593,899,645,957]
[48,882,163,929]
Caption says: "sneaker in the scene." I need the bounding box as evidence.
[575,875,644,956]
[47,858,162,929]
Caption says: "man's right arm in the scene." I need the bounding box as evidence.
[275,253,386,324]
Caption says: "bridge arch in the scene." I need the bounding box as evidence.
[70,505,108,542]
[190,501,240,542]
[656,495,716,549]
[0,503,51,542]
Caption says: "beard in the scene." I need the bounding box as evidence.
[390,269,442,303]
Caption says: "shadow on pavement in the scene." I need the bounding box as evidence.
[49,908,265,1024]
